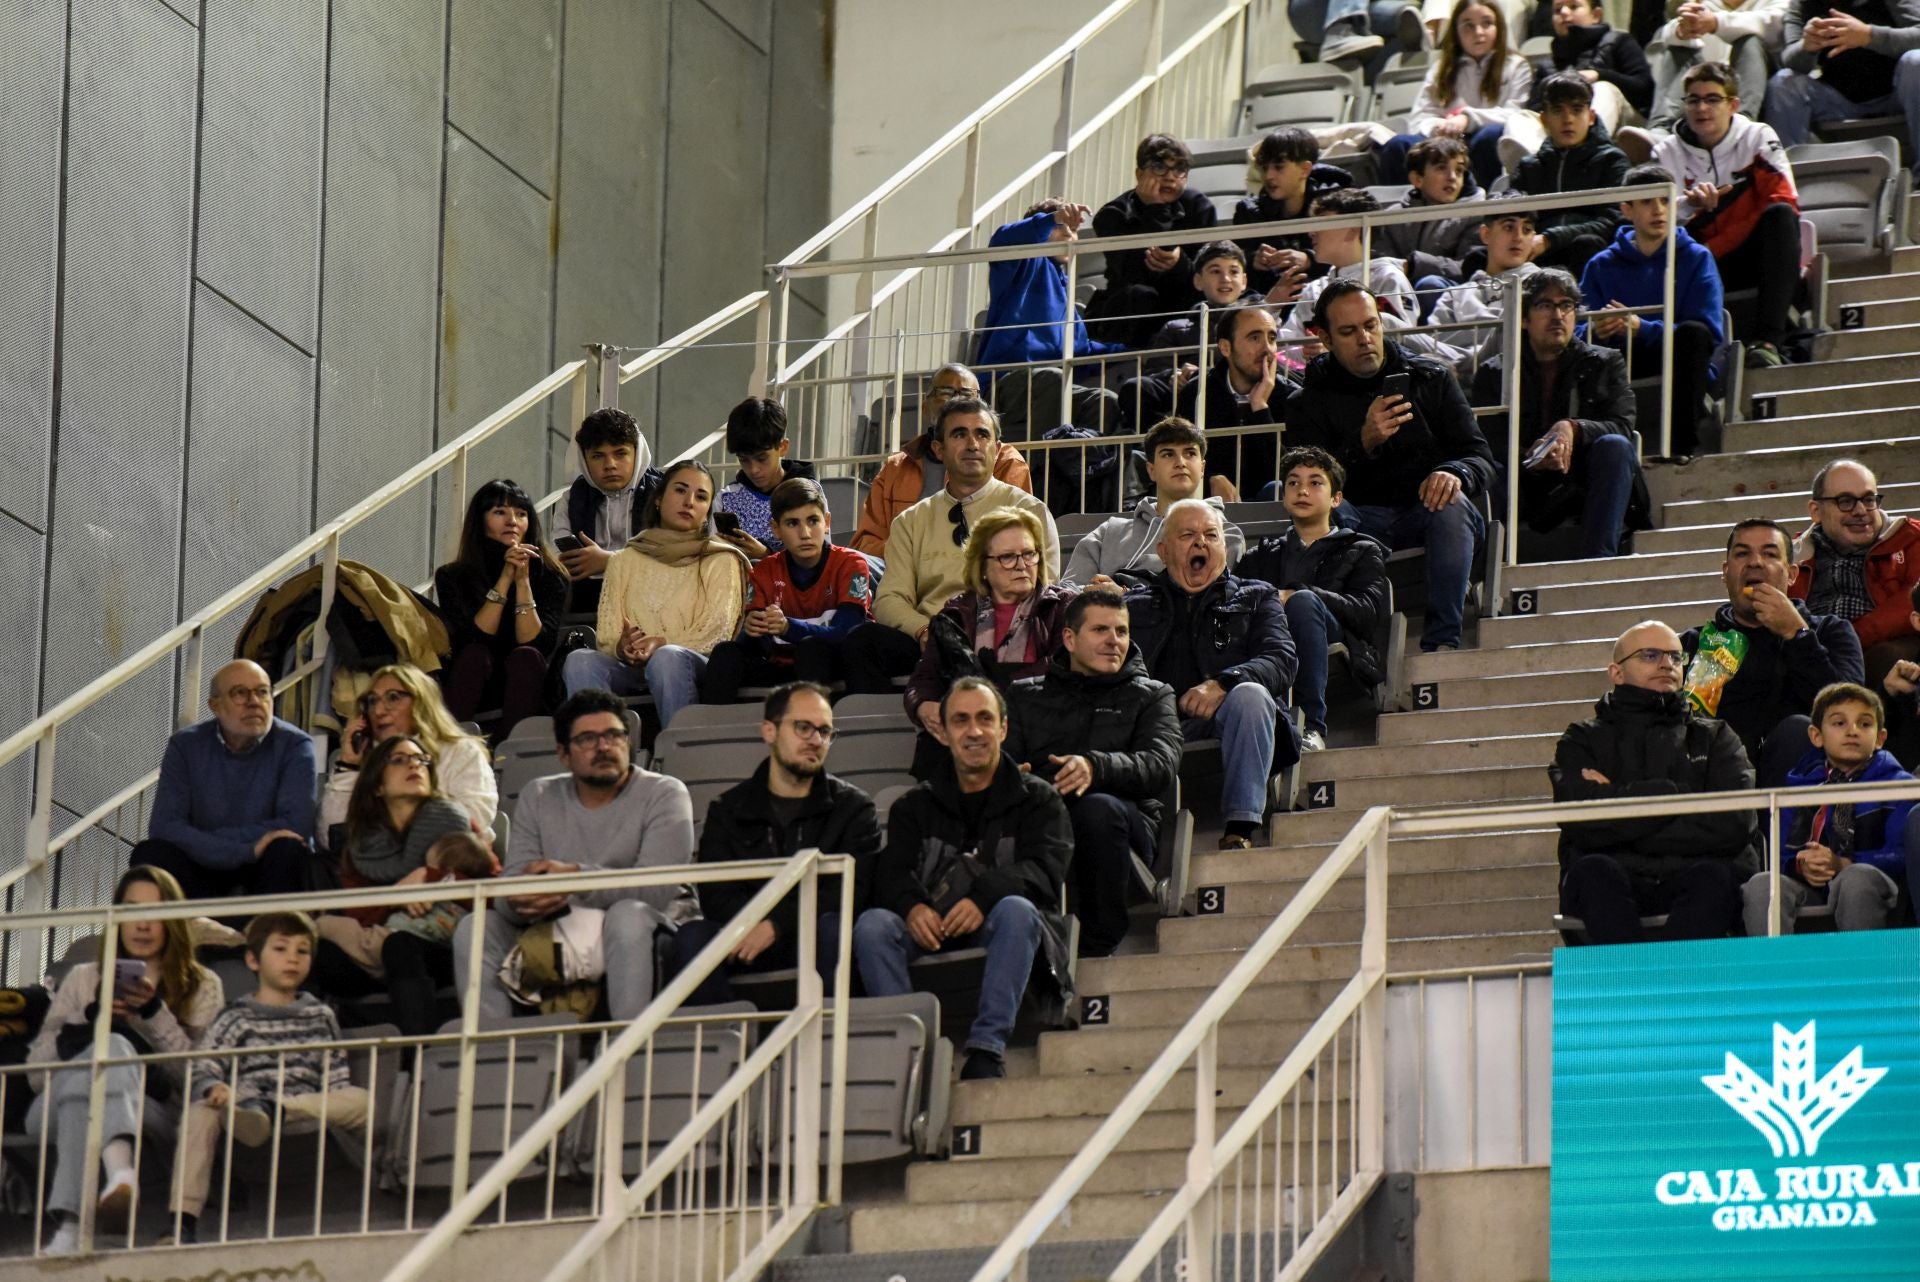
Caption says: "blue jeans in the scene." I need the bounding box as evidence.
[563,644,708,731]
[1764,51,1920,172]
[1181,680,1278,825]
[1379,124,1506,189]
[1284,591,1343,735]
[1571,433,1636,558]
[1348,498,1483,649]
[853,897,1045,1056]
[1288,0,1373,38]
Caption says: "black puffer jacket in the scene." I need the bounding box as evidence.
[1124,572,1299,698]
[1284,342,1496,510]
[1231,163,1355,293]
[1536,24,1653,114]
[1679,604,1865,757]
[1549,684,1759,877]
[1511,122,1630,253]
[1235,528,1389,687]
[1005,647,1182,834]
[1092,187,1220,308]
[694,763,883,940]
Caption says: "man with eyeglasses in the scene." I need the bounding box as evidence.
[1648,62,1801,368]
[851,364,1034,558]
[1470,268,1643,559]
[844,397,1061,694]
[1086,135,1221,348]
[454,689,695,1022]
[133,659,318,901]
[1552,621,1759,944]
[672,682,882,1001]
[1680,518,1864,785]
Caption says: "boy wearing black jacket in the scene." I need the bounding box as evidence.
[1510,74,1632,273]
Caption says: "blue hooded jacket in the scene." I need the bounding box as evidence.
[1577,223,1723,350]
[975,210,1125,367]
[1778,746,1914,878]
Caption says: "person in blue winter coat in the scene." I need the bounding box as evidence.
[1745,682,1913,935]
[1578,162,1724,458]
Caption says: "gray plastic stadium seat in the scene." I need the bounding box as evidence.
[1365,62,1431,134]
[796,994,952,1163]
[817,475,865,542]
[500,755,562,806]
[1788,138,1903,264]
[407,1014,575,1188]
[658,739,772,788]
[1239,65,1359,133]
[602,1002,756,1177]
[832,692,913,720]
[1184,135,1261,219]
[655,713,905,768]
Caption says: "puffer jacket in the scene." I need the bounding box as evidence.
[1231,163,1356,293]
[1776,747,1915,878]
[1787,515,1920,650]
[1123,571,1299,700]
[1235,528,1389,687]
[1005,647,1183,834]
[694,763,883,941]
[1549,684,1759,877]
[1538,23,1654,113]
[1512,122,1630,253]
[904,582,1078,720]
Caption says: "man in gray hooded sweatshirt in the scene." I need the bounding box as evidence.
[1063,418,1246,587]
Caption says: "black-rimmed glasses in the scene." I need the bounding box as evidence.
[1815,492,1884,513]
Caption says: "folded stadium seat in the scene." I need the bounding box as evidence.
[1238,64,1361,134]
[1141,777,1196,918]
[790,993,953,1162]
[1364,58,1434,135]
[1811,115,1908,155]
[827,692,913,721]
[1787,138,1905,268]
[403,1012,577,1189]
[498,710,642,805]
[808,728,919,800]
[1183,136,1266,220]
[816,475,866,547]
[870,781,914,828]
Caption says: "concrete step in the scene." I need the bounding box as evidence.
[1061,977,1362,1033]
[1635,522,1741,555]
[1037,1016,1320,1074]
[904,1143,1347,1205]
[1744,350,1913,394]
[951,1064,1274,1125]
[1658,478,1920,530]
[1155,897,1553,954]
[1826,292,1920,328]
[1810,321,1920,361]
[1828,269,1920,305]
[1744,374,1920,418]
[1201,830,1560,885]
[848,1191,1175,1250]
[1076,933,1558,994]
[1478,598,1718,647]
[1650,436,1920,506]
[1225,861,1561,916]
[1315,764,1546,810]
[970,1099,1344,1160]
[1267,807,1386,847]
[1723,402,1920,452]
[1427,668,1609,710]
[1531,570,1718,613]
[1375,700,1590,743]
[1505,547,1725,589]
[1406,640,1611,683]
[1303,733,1557,781]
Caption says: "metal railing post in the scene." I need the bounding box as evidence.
[1140,0,1167,123]
[1358,814,1389,1173]
[309,532,342,726]
[448,446,469,565]
[890,332,908,455]
[1502,273,1524,567]
[1051,50,1078,194]
[1186,1023,1220,1282]
[450,881,489,1199]
[1195,303,1212,433]
[750,293,773,398]
[1060,251,1080,430]
[178,627,204,729]
[950,124,984,340]
[774,272,793,391]
[77,907,123,1255]
[827,850,856,1207]
[597,345,623,413]
[1660,182,1677,457]
[1767,789,1783,937]
[793,859,824,1209]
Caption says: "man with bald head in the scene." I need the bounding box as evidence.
[132,659,317,901]
[1124,499,1298,849]
[1550,621,1759,944]
[1788,459,1920,698]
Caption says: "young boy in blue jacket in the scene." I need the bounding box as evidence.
[1741,682,1911,936]
[1579,162,1724,458]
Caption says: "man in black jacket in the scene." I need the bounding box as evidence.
[1283,282,1495,652]
[1552,620,1758,943]
[1681,519,1866,786]
[1006,589,1182,956]
[1119,303,1289,497]
[673,683,882,1002]
[1087,134,1221,348]
[1124,501,1300,849]
[1237,446,1389,752]
[1510,75,1631,274]
[853,677,1074,1080]
[1470,268,1642,559]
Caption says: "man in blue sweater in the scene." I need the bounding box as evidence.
[132,659,317,901]
[1578,162,1724,458]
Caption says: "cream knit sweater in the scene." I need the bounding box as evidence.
[597,548,746,657]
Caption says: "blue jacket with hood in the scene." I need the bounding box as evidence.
[1778,746,1914,879]
[975,210,1125,367]
[1577,223,1724,350]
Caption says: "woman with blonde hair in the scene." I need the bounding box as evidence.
[27,866,223,1255]
[321,662,496,846]
[562,459,750,731]
[904,507,1078,777]
[1381,0,1533,187]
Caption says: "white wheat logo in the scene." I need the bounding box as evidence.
[1702,1022,1886,1158]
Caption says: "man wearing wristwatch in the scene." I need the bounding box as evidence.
[1679,518,1864,786]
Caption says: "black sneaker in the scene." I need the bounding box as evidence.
[960,1050,1006,1081]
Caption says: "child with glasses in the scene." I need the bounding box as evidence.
[1085,135,1221,348]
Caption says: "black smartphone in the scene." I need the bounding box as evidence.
[555,535,583,553]
[714,512,742,536]
[1382,372,1410,400]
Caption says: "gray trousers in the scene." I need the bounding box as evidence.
[24,1033,143,1220]
[1647,32,1772,130]
[453,899,669,1022]
[1740,863,1899,936]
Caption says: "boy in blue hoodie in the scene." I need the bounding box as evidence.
[1742,682,1910,935]
[1579,162,1724,458]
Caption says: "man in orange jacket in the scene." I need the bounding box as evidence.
[1789,458,1920,693]
[851,364,1033,556]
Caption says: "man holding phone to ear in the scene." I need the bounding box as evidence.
[1284,282,1495,652]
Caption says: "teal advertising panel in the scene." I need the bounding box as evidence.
[1553,932,1920,1281]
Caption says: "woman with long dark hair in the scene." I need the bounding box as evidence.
[561,459,749,731]
[433,479,568,734]
[27,866,222,1255]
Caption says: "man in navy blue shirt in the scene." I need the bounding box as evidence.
[132,659,318,900]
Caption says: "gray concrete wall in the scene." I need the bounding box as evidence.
[0,0,830,866]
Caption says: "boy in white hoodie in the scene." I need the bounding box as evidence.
[1278,189,1418,370]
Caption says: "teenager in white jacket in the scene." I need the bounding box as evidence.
[1383,0,1535,187]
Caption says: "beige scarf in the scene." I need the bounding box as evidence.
[627,525,751,573]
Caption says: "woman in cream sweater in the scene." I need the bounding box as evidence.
[562,459,750,730]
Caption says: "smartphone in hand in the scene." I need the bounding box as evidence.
[1382,372,1410,400]
[1522,433,1557,469]
[713,512,742,537]
[113,959,146,998]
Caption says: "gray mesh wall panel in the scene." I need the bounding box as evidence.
[658,0,770,463]
[197,0,328,350]
[183,286,318,666]
[0,515,46,876]
[0,2,67,528]
[439,131,553,510]
[552,1,668,387]
[448,0,561,196]
[45,0,197,816]
[313,0,446,587]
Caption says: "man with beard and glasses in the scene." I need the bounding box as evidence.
[671,683,883,1002]
[454,689,695,1020]
[1681,519,1864,786]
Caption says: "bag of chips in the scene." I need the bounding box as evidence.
[1683,624,1748,717]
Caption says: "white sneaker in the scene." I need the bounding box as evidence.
[44,1220,80,1257]
[1300,730,1327,753]
[1319,32,1384,63]
[1394,5,1429,51]
[96,1167,137,1232]
[1496,133,1529,176]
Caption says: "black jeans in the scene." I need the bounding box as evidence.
[669,914,845,1007]
[310,933,455,1037]
[842,623,922,694]
[131,836,312,902]
[1713,201,1801,349]
[1560,853,1741,944]
[1634,320,1719,456]
[1065,793,1153,957]
[703,638,842,704]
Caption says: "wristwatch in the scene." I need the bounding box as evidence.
[485,588,506,604]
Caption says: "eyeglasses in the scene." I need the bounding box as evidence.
[387,752,435,770]
[988,549,1041,570]
[1815,491,1884,512]
[948,503,970,548]
[1144,161,1190,177]
[365,689,414,708]
[568,728,630,750]
[1528,298,1579,315]
[785,720,835,742]
[222,686,273,704]
[925,384,967,402]
[1683,95,1730,109]
[1618,648,1685,667]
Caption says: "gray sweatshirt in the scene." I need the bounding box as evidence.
[501,768,695,924]
[1407,263,1542,376]
[1063,496,1246,585]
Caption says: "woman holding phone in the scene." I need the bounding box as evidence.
[433,479,568,735]
[321,662,496,849]
[27,866,222,1255]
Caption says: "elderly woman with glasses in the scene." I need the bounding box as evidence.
[904,507,1079,777]
[320,663,497,849]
